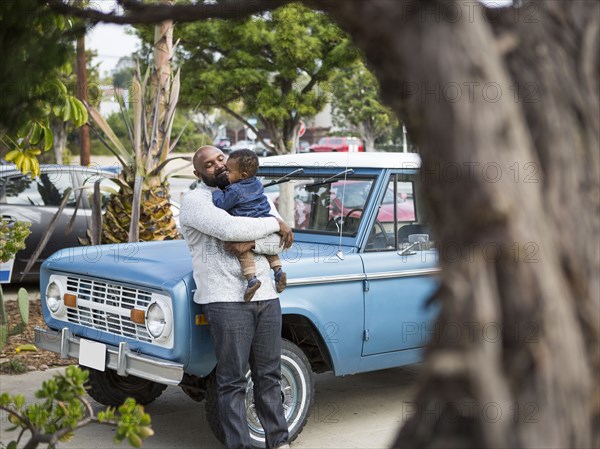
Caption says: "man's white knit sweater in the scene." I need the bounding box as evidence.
[180,182,283,304]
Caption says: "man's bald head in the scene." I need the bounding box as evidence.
[192,145,229,188]
[193,145,220,168]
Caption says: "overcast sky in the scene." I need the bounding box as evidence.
[86,1,140,77]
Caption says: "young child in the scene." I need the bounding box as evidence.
[212,149,287,301]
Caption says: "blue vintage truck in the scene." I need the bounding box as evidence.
[35,152,439,446]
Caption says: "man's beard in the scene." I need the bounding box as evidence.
[200,168,230,189]
[201,169,230,189]
[215,170,230,189]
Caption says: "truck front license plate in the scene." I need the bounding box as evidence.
[79,339,107,371]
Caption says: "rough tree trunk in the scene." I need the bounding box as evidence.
[147,0,173,169]
[50,121,67,164]
[361,130,376,152]
[314,1,599,448]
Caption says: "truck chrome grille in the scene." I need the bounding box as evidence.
[65,277,152,342]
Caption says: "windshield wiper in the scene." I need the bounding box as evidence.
[263,168,305,187]
[305,169,354,189]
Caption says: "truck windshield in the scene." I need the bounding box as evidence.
[262,175,375,235]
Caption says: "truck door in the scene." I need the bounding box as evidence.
[360,174,439,356]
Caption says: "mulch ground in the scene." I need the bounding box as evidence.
[1,300,76,374]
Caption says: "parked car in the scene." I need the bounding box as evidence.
[229,140,273,157]
[308,136,364,152]
[35,152,438,447]
[0,164,181,283]
[0,165,117,283]
[297,140,311,153]
[213,138,232,153]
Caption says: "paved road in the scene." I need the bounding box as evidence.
[1,366,417,448]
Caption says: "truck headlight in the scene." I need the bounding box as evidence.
[46,281,63,313]
[146,301,172,340]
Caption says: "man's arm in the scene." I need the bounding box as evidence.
[254,233,286,255]
[181,191,279,242]
[223,200,294,256]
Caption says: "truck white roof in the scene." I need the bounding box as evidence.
[261,152,421,169]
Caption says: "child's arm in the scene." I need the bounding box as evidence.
[212,186,241,212]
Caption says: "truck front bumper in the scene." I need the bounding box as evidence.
[35,327,184,386]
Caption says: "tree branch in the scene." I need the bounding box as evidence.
[45,0,292,24]
[0,405,35,434]
[220,104,261,138]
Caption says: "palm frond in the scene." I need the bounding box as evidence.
[91,180,103,245]
[87,105,132,164]
[89,125,129,167]
[20,187,73,281]
[148,156,192,178]
[160,67,181,162]
[128,175,143,243]
[116,89,135,149]
[133,75,143,162]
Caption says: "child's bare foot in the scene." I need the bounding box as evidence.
[274,268,287,294]
[244,277,261,302]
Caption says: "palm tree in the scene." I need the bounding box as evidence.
[88,1,182,244]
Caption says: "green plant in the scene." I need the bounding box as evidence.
[0,218,31,263]
[0,365,154,449]
[0,359,28,374]
[0,218,32,351]
[0,287,29,352]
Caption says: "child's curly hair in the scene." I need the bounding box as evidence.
[229,149,259,177]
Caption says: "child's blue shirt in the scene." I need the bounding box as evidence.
[212,176,271,218]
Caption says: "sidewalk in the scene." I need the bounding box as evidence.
[1,367,417,449]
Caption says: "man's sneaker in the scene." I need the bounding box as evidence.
[244,277,261,302]
[274,268,287,294]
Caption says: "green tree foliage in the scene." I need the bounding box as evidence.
[330,61,398,151]
[0,0,89,175]
[100,110,210,155]
[171,3,358,153]
[0,365,154,449]
[112,56,136,89]
[0,0,73,130]
[0,218,32,351]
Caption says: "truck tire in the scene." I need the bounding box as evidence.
[205,339,315,448]
[83,366,167,406]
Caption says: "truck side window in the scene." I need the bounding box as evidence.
[365,175,416,252]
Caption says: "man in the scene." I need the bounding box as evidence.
[180,146,292,449]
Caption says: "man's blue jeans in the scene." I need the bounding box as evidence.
[203,299,289,449]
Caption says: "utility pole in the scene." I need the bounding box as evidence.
[77,32,91,166]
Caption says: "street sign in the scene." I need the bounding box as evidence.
[246,128,257,140]
[298,120,306,138]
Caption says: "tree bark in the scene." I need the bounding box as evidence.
[44,0,599,446]
[147,0,173,170]
[50,121,67,164]
[311,1,599,448]
[76,32,90,166]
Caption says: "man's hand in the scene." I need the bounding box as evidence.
[224,241,255,257]
[276,218,294,249]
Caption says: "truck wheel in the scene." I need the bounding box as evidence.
[205,339,315,448]
[83,367,167,406]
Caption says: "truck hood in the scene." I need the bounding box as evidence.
[42,240,195,291]
[42,240,357,290]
